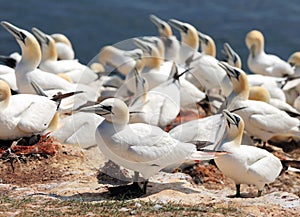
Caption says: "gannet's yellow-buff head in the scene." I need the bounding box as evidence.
[51,33,73,48]
[80,98,129,126]
[219,62,249,100]
[198,31,216,57]
[249,86,270,103]
[288,52,300,67]
[245,30,265,57]
[168,19,199,50]
[134,38,162,69]
[150,14,173,37]
[0,80,11,108]
[223,43,242,69]
[223,109,244,146]
[1,21,41,68]
[32,27,58,61]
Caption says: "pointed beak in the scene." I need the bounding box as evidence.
[168,19,187,33]
[149,14,167,31]
[218,61,240,80]
[223,109,239,127]
[223,43,233,58]
[134,38,152,55]
[1,21,25,42]
[198,31,208,45]
[32,27,48,45]
[79,104,112,116]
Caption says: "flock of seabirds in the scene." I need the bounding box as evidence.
[1,14,300,199]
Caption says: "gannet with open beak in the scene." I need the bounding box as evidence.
[149,14,180,62]
[32,27,98,84]
[0,80,60,140]
[215,110,282,197]
[220,62,300,144]
[80,97,225,198]
[51,33,75,60]
[245,30,294,77]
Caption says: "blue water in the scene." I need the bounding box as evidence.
[0,0,299,72]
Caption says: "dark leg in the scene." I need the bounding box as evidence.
[257,190,262,197]
[109,180,148,199]
[235,184,241,197]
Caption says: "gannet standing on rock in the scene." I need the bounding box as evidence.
[215,110,282,197]
[80,98,225,198]
[245,30,294,77]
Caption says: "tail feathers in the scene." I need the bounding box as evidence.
[188,150,228,162]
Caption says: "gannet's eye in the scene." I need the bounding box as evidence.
[101,105,112,112]
[182,25,189,34]
[161,24,165,30]
[234,116,240,125]
[19,32,27,43]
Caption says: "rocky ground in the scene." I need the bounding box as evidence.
[0,138,299,216]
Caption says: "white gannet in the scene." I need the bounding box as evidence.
[32,27,98,84]
[1,21,98,109]
[168,19,230,96]
[133,38,206,108]
[51,112,104,149]
[246,74,287,101]
[0,64,17,91]
[80,97,225,197]
[0,80,59,140]
[245,30,294,77]
[51,33,75,60]
[149,14,180,62]
[220,62,300,144]
[215,110,282,197]
[128,62,181,128]
[223,42,242,69]
[249,86,300,117]
[198,31,216,57]
[98,45,140,76]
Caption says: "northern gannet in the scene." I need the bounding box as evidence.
[198,31,216,57]
[51,112,104,148]
[32,27,98,84]
[223,42,242,69]
[220,62,300,144]
[245,30,294,77]
[133,38,206,108]
[51,33,75,60]
[149,14,180,62]
[168,19,230,95]
[249,86,300,117]
[215,110,282,197]
[1,21,98,109]
[80,98,225,197]
[0,80,59,140]
[128,62,181,128]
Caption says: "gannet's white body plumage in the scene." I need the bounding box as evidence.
[51,33,75,60]
[80,98,222,180]
[246,30,294,77]
[0,64,17,91]
[247,74,287,101]
[129,63,181,127]
[215,110,282,197]
[32,28,98,84]
[0,80,57,140]
[221,62,300,142]
[51,112,104,148]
